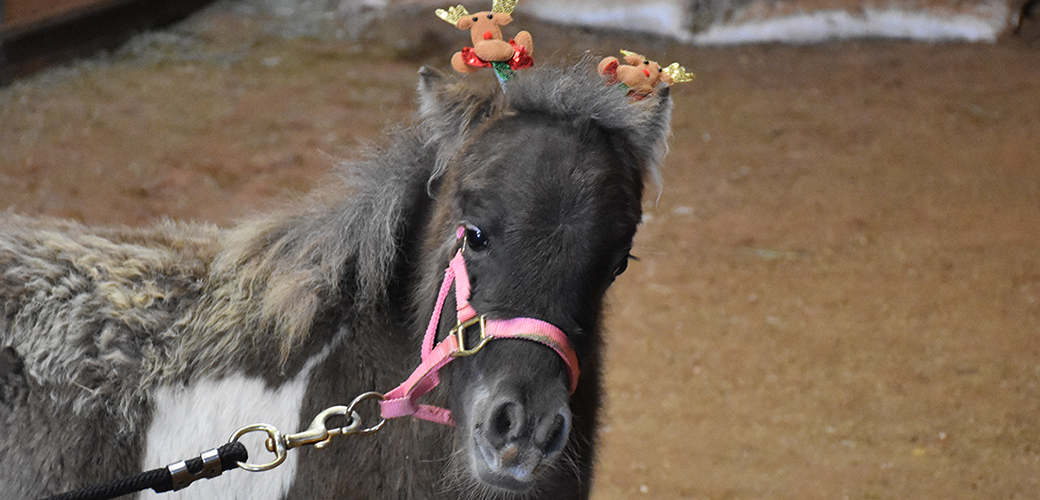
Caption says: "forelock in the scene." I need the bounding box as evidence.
[500,58,672,187]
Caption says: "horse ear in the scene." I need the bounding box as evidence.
[416,65,496,132]
[632,85,673,187]
[417,65,446,106]
[417,65,463,132]
[416,66,459,128]
[416,66,494,178]
[615,84,673,188]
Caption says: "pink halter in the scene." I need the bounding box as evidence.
[379,227,580,426]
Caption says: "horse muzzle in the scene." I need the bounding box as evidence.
[468,374,573,491]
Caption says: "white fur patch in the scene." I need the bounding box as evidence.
[141,349,333,500]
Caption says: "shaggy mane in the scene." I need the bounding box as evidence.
[421,59,672,188]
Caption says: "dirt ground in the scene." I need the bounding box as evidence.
[2,3,1039,499]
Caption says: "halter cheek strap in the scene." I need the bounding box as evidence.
[379,229,580,426]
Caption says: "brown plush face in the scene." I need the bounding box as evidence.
[457,11,513,46]
[618,54,671,88]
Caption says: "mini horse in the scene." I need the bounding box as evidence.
[0,62,672,499]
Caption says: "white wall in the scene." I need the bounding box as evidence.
[517,0,1019,43]
[293,0,1025,43]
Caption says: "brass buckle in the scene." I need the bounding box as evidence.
[451,314,490,357]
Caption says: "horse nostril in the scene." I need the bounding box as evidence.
[490,401,521,440]
[537,409,572,457]
[483,30,494,40]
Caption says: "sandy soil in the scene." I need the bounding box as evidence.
[1,3,1038,499]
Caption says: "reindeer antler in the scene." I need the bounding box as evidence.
[619,49,645,61]
[437,0,515,21]
[435,4,471,25]
[491,0,519,14]
[663,62,695,83]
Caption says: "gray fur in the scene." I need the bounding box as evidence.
[0,61,671,499]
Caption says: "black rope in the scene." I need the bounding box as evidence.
[40,441,248,500]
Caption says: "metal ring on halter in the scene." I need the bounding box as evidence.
[347,392,388,435]
[451,314,490,357]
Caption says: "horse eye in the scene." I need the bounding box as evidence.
[466,226,489,251]
[472,16,479,21]
[613,253,636,277]
[487,13,493,19]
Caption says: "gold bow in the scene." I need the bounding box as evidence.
[619,50,694,83]
[663,62,695,83]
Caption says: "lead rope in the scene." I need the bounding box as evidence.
[38,392,384,500]
[40,441,247,500]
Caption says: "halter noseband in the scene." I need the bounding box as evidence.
[379,227,580,426]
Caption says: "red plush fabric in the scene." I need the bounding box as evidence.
[460,40,533,70]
